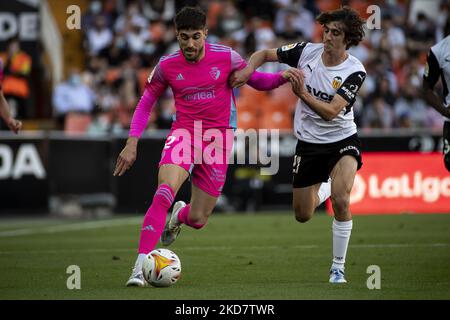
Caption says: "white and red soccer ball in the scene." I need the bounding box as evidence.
[142,248,181,287]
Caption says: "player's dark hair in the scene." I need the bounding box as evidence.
[316,6,365,49]
[174,6,206,31]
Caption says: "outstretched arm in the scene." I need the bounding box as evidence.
[229,49,279,88]
[245,70,287,91]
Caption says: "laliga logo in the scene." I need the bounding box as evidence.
[350,172,450,203]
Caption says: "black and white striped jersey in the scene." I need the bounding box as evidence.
[277,42,366,143]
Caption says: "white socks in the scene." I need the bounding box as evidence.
[317,179,331,207]
[134,253,147,273]
[331,218,353,270]
[316,179,352,271]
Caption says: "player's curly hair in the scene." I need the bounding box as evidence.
[174,6,206,31]
[316,6,365,49]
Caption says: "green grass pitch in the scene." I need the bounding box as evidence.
[0,212,449,300]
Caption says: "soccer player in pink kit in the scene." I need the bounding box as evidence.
[113,7,298,286]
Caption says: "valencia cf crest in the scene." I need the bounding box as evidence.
[332,76,342,89]
[210,67,221,80]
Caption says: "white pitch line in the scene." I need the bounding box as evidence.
[350,243,450,248]
[0,243,448,255]
[0,217,143,238]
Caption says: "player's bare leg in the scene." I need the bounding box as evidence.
[292,183,322,223]
[187,184,218,225]
[328,155,357,283]
[127,164,188,287]
[161,184,218,246]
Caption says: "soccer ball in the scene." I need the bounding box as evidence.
[142,248,181,287]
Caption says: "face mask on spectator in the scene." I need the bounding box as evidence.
[115,37,126,49]
[416,21,428,32]
[69,74,81,86]
[90,1,101,14]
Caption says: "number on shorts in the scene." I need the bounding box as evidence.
[293,155,301,174]
[164,135,176,150]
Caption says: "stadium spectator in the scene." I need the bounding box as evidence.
[86,15,114,56]
[274,0,315,41]
[406,12,436,53]
[64,0,446,133]
[81,0,114,32]
[52,69,96,130]
[436,1,449,41]
[365,77,396,107]
[0,58,22,133]
[87,106,124,135]
[98,36,130,67]
[124,16,153,54]
[394,85,431,128]
[363,96,395,129]
[142,0,176,23]
[0,37,32,120]
[114,1,147,35]
[215,0,244,38]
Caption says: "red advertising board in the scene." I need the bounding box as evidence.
[326,152,450,214]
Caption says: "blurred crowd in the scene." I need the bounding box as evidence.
[13,0,450,134]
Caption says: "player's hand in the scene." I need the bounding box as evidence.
[6,117,22,134]
[229,66,254,88]
[285,68,305,97]
[282,68,304,85]
[113,137,138,177]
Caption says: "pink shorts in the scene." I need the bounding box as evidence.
[159,128,234,197]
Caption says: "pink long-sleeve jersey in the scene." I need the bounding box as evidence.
[129,42,286,137]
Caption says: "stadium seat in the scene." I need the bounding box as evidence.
[260,106,292,130]
[237,109,260,130]
[237,97,260,130]
[237,85,270,108]
[270,84,298,114]
[64,113,92,134]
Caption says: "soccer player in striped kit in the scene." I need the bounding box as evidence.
[231,6,367,284]
[423,21,450,171]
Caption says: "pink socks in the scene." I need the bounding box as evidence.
[177,204,205,229]
[138,184,175,254]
